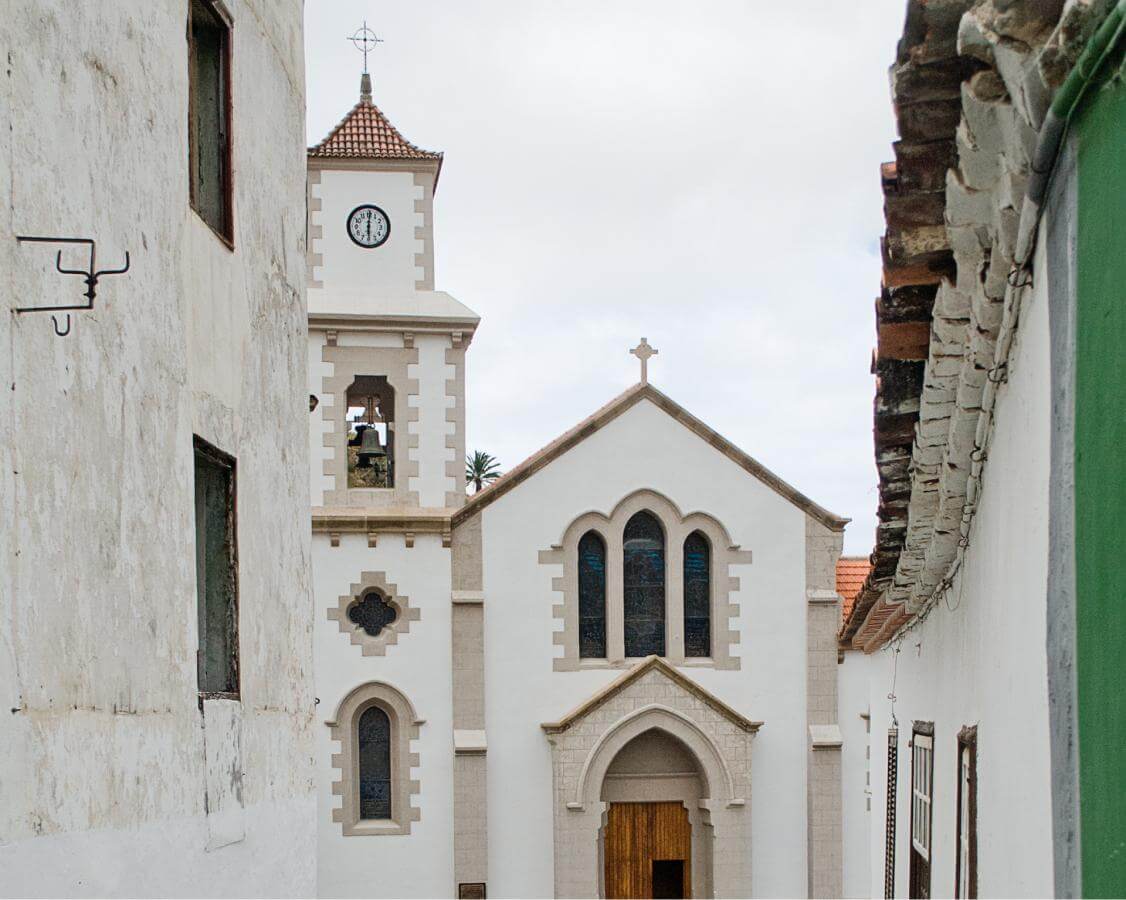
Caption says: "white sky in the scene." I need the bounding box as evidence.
[305,1,909,555]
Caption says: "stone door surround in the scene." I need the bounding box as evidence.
[542,657,760,898]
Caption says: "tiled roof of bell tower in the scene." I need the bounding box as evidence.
[308,73,443,163]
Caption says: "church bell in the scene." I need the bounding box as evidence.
[357,426,386,467]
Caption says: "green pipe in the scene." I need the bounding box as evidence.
[1027,0,1126,210]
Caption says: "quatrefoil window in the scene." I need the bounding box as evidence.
[349,591,399,636]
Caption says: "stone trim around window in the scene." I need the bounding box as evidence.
[539,489,751,672]
[327,681,423,836]
[328,571,419,656]
[321,342,420,508]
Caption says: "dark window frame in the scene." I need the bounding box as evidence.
[357,703,393,821]
[187,0,234,247]
[909,721,935,899]
[193,435,240,700]
[682,530,712,658]
[622,510,666,658]
[577,530,607,659]
[955,726,978,899]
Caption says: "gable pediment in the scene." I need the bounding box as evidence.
[455,383,846,531]
[540,655,762,735]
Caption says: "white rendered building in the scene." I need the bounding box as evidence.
[1,2,314,895]
[308,75,850,899]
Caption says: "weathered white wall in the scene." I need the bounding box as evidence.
[313,532,455,898]
[839,654,873,898]
[479,398,813,898]
[0,2,315,895]
[309,168,424,305]
[839,248,1053,898]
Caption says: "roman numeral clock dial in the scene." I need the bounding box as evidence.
[347,204,390,248]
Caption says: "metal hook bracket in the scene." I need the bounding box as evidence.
[13,235,131,336]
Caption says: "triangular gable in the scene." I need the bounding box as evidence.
[540,655,762,735]
[453,382,847,531]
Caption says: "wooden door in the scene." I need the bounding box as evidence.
[604,801,692,899]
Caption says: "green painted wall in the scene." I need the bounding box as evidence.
[1074,47,1126,899]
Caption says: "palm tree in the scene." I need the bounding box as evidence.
[466,450,502,494]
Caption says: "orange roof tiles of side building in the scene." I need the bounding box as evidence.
[836,557,872,625]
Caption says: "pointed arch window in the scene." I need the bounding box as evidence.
[684,531,712,657]
[578,531,607,658]
[623,511,665,657]
[358,705,392,820]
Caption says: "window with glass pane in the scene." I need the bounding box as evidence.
[358,706,392,819]
[623,511,665,657]
[194,437,238,696]
[188,0,232,241]
[578,531,607,658]
[683,531,711,657]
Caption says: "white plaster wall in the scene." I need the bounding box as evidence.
[0,2,315,896]
[479,398,813,898]
[839,654,873,899]
[839,254,1053,898]
[309,168,423,308]
[313,532,455,898]
[409,333,456,507]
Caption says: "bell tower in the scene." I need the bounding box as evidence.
[307,56,478,517]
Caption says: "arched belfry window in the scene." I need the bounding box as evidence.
[346,375,395,489]
[578,531,607,658]
[357,705,392,820]
[684,531,712,657]
[623,511,666,657]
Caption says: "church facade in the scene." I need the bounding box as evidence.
[307,76,850,899]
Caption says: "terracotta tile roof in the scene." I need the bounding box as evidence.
[836,557,871,624]
[308,97,442,162]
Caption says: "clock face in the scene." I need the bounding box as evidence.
[347,204,390,248]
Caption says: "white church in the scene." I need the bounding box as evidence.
[307,72,850,899]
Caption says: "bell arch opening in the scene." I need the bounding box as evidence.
[598,728,713,899]
[346,375,395,488]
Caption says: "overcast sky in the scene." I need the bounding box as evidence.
[305,1,908,555]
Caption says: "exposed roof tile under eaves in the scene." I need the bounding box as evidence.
[836,557,872,625]
[308,98,443,162]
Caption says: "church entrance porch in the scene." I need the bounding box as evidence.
[603,802,692,899]
[542,657,760,898]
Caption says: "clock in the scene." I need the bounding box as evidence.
[347,204,390,248]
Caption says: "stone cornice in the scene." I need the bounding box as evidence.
[312,507,455,540]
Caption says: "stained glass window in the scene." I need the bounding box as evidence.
[623,511,665,657]
[349,590,398,636]
[358,705,392,819]
[683,531,711,657]
[578,531,607,658]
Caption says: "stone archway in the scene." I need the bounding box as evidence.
[543,658,759,898]
[598,728,712,899]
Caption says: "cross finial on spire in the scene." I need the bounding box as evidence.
[348,21,383,101]
[630,338,658,384]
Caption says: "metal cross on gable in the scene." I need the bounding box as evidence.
[630,337,658,384]
[348,20,383,74]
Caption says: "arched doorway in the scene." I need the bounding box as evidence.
[599,728,712,899]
